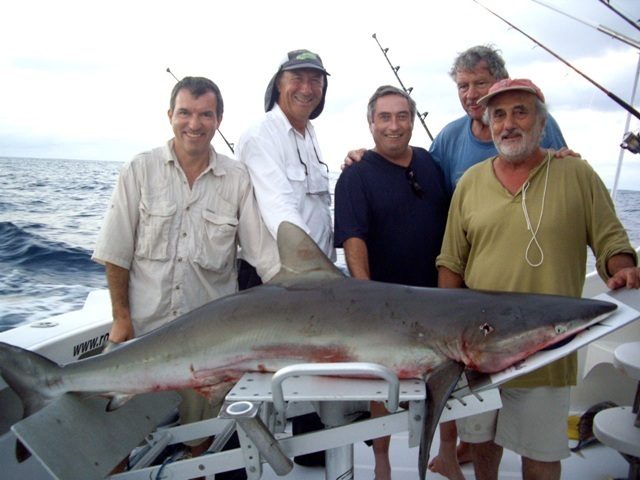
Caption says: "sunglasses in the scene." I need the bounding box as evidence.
[405,167,424,198]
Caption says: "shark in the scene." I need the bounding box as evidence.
[0,221,617,478]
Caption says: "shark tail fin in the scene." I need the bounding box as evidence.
[268,221,345,285]
[419,361,465,480]
[0,341,63,417]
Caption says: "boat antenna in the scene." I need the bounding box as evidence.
[612,56,640,199]
[529,0,640,50]
[165,67,235,154]
[597,0,640,33]
[372,33,434,141]
[471,0,640,122]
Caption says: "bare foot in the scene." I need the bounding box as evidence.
[428,440,465,480]
[428,455,465,480]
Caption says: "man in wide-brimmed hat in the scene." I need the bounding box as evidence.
[236,49,333,467]
[237,49,334,268]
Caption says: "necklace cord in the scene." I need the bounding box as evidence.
[521,153,551,267]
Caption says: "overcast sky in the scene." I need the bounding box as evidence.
[2,0,639,190]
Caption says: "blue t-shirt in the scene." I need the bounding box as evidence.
[334,147,449,287]
[430,114,567,194]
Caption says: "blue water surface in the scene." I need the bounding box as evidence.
[0,157,120,330]
[0,156,639,331]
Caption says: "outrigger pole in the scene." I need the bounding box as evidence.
[166,67,235,155]
[372,33,434,141]
[530,0,640,50]
[597,0,640,33]
[472,0,640,122]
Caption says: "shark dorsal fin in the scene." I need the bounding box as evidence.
[268,221,345,286]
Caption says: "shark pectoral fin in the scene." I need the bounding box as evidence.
[268,222,345,286]
[464,369,493,392]
[106,393,136,411]
[419,361,465,480]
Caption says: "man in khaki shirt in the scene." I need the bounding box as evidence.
[92,76,278,464]
[93,76,278,339]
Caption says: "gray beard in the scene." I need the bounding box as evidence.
[493,125,543,164]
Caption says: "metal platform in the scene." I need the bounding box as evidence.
[99,363,500,480]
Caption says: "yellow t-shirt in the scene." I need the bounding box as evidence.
[437,154,636,387]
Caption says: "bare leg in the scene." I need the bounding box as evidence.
[190,437,213,457]
[371,401,392,480]
[470,441,502,480]
[428,421,465,480]
[522,457,560,480]
[456,441,472,464]
[190,438,213,480]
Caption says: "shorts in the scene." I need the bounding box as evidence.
[178,388,219,447]
[456,386,571,462]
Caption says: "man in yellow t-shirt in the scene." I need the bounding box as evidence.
[436,78,640,480]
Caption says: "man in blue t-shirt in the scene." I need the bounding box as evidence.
[334,85,450,480]
[430,45,566,195]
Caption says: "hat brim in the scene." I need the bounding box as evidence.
[478,86,542,106]
[281,63,330,75]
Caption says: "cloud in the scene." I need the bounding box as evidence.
[1,0,639,190]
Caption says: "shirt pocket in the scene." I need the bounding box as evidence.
[194,210,239,272]
[285,160,307,183]
[135,202,176,261]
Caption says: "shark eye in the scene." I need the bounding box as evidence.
[555,325,568,334]
[480,323,494,336]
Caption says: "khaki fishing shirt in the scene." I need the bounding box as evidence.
[93,140,280,335]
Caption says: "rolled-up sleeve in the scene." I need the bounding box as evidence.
[584,163,638,280]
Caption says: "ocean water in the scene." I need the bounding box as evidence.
[1,156,639,331]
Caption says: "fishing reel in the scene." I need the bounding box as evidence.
[621,131,640,155]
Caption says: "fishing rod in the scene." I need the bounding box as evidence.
[530,0,640,50]
[597,0,640,33]
[372,33,434,141]
[166,67,235,154]
[472,0,640,123]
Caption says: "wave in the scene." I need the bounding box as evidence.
[0,221,105,282]
[0,221,107,327]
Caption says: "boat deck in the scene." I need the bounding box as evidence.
[259,427,630,479]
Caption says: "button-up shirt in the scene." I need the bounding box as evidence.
[236,104,335,260]
[92,140,279,335]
